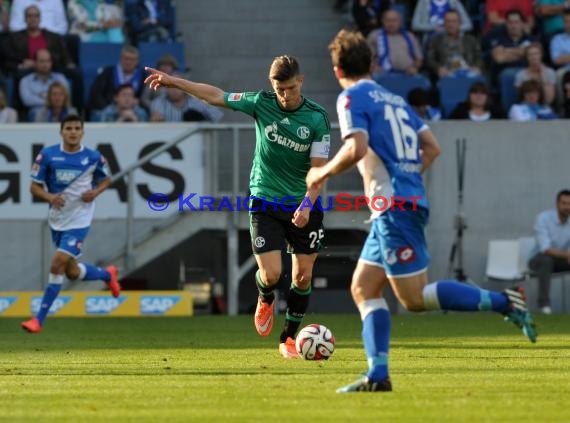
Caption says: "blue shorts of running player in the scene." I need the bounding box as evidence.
[359,205,430,277]
[51,227,90,259]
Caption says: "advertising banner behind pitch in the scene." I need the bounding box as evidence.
[0,291,193,317]
[0,123,205,219]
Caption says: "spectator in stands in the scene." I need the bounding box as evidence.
[33,80,78,122]
[425,9,482,79]
[88,45,146,116]
[528,189,570,315]
[140,52,180,110]
[508,79,558,120]
[485,0,534,34]
[10,0,68,35]
[407,87,442,120]
[125,0,173,44]
[352,0,384,37]
[367,9,423,76]
[67,0,125,43]
[412,0,472,37]
[0,88,18,123]
[515,43,556,106]
[19,48,70,113]
[489,10,535,84]
[449,81,506,120]
[4,5,84,111]
[98,83,148,122]
[550,10,570,69]
[4,5,75,74]
[0,0,10,32]
[535,0,570,37]
[150,77,224,122]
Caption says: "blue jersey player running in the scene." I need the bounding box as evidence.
[306,29,537,393]
[21,115,120,333]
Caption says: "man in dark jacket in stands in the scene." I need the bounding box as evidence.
[4,5,83,112]
[87,45,146,119]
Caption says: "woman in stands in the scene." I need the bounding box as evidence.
[449,81,506,121]
[33,81,78,123]
[514,43,556,106]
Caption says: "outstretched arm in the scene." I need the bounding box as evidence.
[144,67,227,107]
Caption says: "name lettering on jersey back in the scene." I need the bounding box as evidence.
[368,90,406,107]
[265,122,310,152]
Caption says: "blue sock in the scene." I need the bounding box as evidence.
[423,280,509,313]
[360,298,391,382]
[36,274,63,325]
[78,263,110,282]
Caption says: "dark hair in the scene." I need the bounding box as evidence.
[408,88,429,107]
[466,81,492,110]
[564,9,570,17]
[328,29,372,79]
[468,81,489,95]
[518,79,542,102]
[60,114,83,130]
[505,9,525,22]
[557,189,570,202]
[268,56,300,81]
[115,83,135,95]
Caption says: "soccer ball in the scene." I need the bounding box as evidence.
[295,324,335,360]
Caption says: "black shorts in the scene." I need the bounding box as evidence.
[249,198,325,255]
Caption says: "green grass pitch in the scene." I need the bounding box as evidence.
[1,313,569,422]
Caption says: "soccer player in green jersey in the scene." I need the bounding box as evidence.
[145,56,331,358]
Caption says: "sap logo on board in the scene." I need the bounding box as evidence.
[86,296,126,314]
[0,297,17,313]
[140,296,181,315]
[31,296,72,315]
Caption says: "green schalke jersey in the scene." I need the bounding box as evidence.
[224,91,330,203]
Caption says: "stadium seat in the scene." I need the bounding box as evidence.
[138,41,186,69]
[498,67,522,112]
[79,42,124,105]
[437,74,485,117]
[4,76,14,108]
[374,73,431,100]
[486,237,570,312]
[79,42,124,71]
[485,239,528,281]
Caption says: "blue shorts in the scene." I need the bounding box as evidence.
[51,227,90,258]
[360,206,430,277]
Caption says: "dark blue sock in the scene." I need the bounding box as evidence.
[425,280,509,313]
[361,299,391,382]
[36,283,62,325]
[80,263,110,282]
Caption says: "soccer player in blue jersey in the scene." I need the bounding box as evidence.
[306,29,537,393]
[21,115,120,333]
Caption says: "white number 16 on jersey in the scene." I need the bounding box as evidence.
[385,105,418,160]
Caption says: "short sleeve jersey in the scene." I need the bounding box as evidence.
[224,91,330,203]
[337,79,429,219]
[31,143,111,230]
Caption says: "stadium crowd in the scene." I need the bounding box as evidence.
[0,0,223,123]
[340,0,570,121]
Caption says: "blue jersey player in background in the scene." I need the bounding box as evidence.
[306,29,537,393]
[21,115,120,333]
